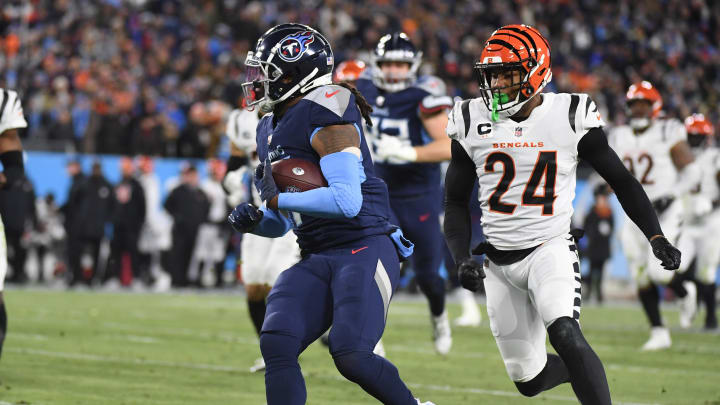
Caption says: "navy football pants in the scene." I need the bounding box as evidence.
[260,235,416,405]
[389,192,446,316]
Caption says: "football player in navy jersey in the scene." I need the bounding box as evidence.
[355,33,454,354]
[227,24,434,405]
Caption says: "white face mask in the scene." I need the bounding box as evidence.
[629,117,650,131]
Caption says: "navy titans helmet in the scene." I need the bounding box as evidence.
[371,32,423,92]
[243,23,334,111]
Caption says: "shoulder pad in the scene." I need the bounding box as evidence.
[414,75,447,97]
[0,88,27,133]
[304,85,353,118]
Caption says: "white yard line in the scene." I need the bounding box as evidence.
[7,347,661,405]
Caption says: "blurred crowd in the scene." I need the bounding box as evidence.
[1,156,238,290]
[1,0,719,157]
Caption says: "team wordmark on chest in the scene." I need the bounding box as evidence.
[492,142,545,149]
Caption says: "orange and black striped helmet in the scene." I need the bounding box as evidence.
[626,81,663,118]
[333,60,366,84]
[474,24,552,120]
[685,113,714,147]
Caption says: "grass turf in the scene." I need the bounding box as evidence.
[0,289,718,404]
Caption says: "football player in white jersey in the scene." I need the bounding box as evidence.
[678,114,719,330]
[609,81,701,349]
[444,25,680,404]
[0,88,27,359]
[223,107,300,372]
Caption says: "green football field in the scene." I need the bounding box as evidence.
[0,289,718,405]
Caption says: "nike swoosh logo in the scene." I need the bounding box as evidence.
[325,90,340,98]
[351,246,369,254]
[419,213,430,222]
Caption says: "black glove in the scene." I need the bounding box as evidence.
[457,257,486,292]
[650,236,681,270]
[228,203,264,233]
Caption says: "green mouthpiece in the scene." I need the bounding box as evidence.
[491,93,509,122]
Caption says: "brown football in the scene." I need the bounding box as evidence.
[272,158,328,193]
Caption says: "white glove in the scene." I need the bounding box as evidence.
[373,134,417,163]
[223,166,251,207]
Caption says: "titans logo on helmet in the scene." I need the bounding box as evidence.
[278,31,315,62]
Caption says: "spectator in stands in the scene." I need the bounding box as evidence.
[4,1,718,155]
[105,157,146,287]
[582,185,615,303]
[0,175,36,284]
[164,165,209,288]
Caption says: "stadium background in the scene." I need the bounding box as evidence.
[1,1,720,404]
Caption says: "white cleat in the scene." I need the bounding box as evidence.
[679,281,697,329]
[249,357,266,373]
[373,338,386,357]
[454,288,482,327]
[431,310,452,355]
[416,399,436,405]
[641,327,671,351]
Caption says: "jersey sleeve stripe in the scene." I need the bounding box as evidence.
[568,94,580,133]
[0,90,8,123]
[584,96,592,116]
[461,99,471,138]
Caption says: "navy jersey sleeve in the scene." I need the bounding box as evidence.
[305,85,361,129]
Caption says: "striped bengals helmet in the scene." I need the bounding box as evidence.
[333,60,366,84]
[474,24,552,120]
[626,81,663,118]
[685,113,714,148]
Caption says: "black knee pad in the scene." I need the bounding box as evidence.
[515,380,542,397]
[548,316,585,352]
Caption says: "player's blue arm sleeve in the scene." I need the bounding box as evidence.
[251,206,294,238]
[277,151,363,219]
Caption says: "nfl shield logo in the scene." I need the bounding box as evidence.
[514,127,523,137]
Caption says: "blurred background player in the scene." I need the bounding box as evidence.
[195,158,230,288]
[333,59,366,88]
[223,106,300,373]
[356,33,454,354]
[678,114,719,330]
[609,81,701,350]
[581,184,614,304]
[229,23,433,405]
[0,88,28,359]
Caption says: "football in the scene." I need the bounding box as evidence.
[272,158,328,193]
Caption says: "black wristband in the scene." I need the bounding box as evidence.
[0,150,24,188]
[226,155,249,172]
